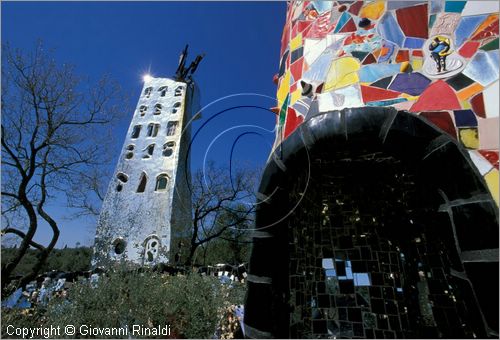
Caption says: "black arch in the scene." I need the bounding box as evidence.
[244,107,498,338]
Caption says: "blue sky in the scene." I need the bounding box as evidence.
[2,1,286,247]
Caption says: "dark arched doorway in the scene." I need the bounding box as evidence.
[244,107,498,338]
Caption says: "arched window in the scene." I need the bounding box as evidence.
[116,172,128,182]
[172,102,181,114]
[113,238,126,255]
[144,87,153,98]
[167,121,178,136]
[137,172,148,193]
[125,145,134,159]
[142,144,155,159]
[162,141,175,157]
[131,125,141,138]
[139,105,148,116]
[154,104,162,115]
[155,174,169,191]
[146,123,160,137]
[174,86,183,97]
[158,86,168,97]
[116,172,128,192]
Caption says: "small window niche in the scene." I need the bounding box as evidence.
[174,86,183,97]
[116,172,128,192]
[166,121,178,136]
[125,145,134,159]
[155,174,169,191]
[162,141,175,157]
[154,104,162,115]
[146,123,160,137]
[172,102,181,114]
[139,105,148,117]
[144,236,160,262]
[142,144,155,159]
[131,125,141,139]
[137,172,148,193]
[158,86,168,97]
[113,238,127,255]
[144,87,153,98]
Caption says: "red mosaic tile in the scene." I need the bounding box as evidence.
[410,80,461,112]
[478,150,499,169]
[396,49,410,62]
[297,20,313,33]
[281,23,290,55]
[458,41,481,58]
[284,107,304,139]
[396,4,429,39]
[290,58,304,84]
[339,18,357,33]
[470,93,486,118]
[361,85,402,103]
[348,1,363,16]
[420,111,457,139]
[412,50,424,57]
[291,22,299,38]
[362,53,377,65]
[471,18,499,41]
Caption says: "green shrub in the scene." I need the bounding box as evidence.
[41,270,246,339]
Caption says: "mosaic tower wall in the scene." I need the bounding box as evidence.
[274,0,499,203]
[92,77,198,267]
[244,1,499,338]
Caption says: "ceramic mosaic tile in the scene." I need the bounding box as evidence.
[272,0,499,205]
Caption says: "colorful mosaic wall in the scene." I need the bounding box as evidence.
[274,0,499,205]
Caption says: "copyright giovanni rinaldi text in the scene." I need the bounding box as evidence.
[6,324,172,338]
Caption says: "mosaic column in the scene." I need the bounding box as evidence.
[244,1,499,338]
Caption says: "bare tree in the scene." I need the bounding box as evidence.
[1,42,123,292]
[183,163,257,266]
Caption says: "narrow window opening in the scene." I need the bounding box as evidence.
[125,145,134,160]
[137,172,148,193]
[167,121,178,136]
[155,174,169,191]
[116,184,123,192]
[131,125,141,139]
[139,105,148,116]
[174,86,183,97]
[154,104,162,115]
[158,86,168,97]
[147,123,160,137]
[144,87,153,98]
[172,102,181,114]
[163,141,175,157]
[142,144,155,159]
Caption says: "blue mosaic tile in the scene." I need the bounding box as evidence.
[445,0,466,13]
[454,109,478,127]
[378,12,405,47]
[404,37,425,49]
[359,64,401,83]
[455,14,489,47]
[462,50,499,86]
[389,72,431,96]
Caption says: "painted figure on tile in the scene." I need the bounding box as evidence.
[428,36,451,72]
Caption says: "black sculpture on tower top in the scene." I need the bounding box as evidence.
[175,44,204,82]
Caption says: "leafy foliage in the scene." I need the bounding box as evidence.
[1,270,246,339]
[1,247,92,276]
